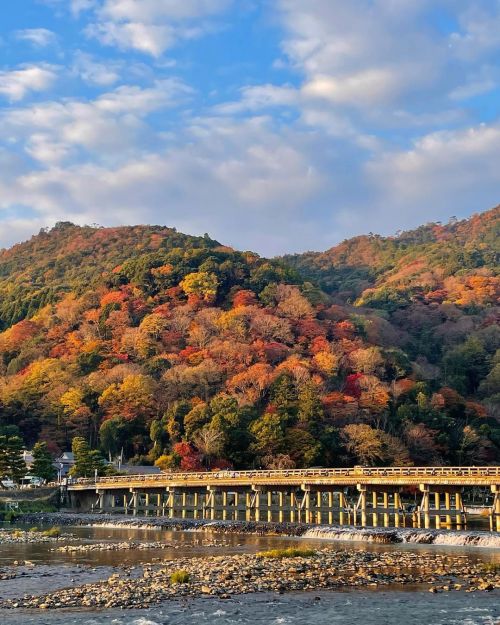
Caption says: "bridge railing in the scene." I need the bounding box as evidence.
[70,466,500,486]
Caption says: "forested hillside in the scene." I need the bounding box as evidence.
[0,209,498,472]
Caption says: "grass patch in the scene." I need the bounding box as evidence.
[2,502,57,524]
[29,527,39,533]
[170,570,190,584]
[256,547,316,559]
[482,563,500,573]
[42,526,61,538]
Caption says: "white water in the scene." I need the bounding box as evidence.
[83,522,163,531]
[302,526,500,548]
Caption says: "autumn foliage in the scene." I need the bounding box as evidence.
[0,211,498,469]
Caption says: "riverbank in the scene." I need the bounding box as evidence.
[0,528,69,545]
[1,547,499,610]
[14,512,500,548]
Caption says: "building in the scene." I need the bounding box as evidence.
[22,450,34,470]
[54,451,75,479]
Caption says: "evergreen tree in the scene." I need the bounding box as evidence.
[31,441,56,482]
[89,450,107,476]
[0,436,9,477]
[70,437,94,478]
[10,437,26,483]
[270,374,298,424]
[0,435,26,483]
[70,437,107,478]
[297,380,324,434]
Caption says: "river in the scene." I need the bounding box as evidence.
[1,523,499,624]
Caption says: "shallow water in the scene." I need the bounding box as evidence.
[0,590,499,625]
[1,524,499,624]
[2,524,499,568]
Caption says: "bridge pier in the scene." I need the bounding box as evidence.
[354,485,405,528]
[490,486,500,532]
[417,485,466,530]
[300,486,352,525]
[204,486,248,521]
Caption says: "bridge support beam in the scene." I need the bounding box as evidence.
[95,489,115,512]
[418,485,466,530]
[354,485,404,528]
[490,486,500,532]
[299,486,352,526]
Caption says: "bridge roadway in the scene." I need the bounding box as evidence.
[67,466,500,531]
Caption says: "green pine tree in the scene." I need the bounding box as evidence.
[31,442,57,482]
[297,380,324,434]
[70,437,94,478]
[270,374,298,424]
[4,436,26,483]
[0,436,9,478]
[70,437,108,478]
[89,450,107,476]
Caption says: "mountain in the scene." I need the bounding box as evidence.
[0,222,221,329]
[283,206,499,309]
[0,209,498,472]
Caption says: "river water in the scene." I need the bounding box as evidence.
[0,591,499,625]
[1,524,499,625]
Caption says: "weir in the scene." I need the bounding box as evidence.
[67,466,500,531]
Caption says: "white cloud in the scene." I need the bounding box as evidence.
[15,28,57,47]
[71,0,97,15]
[85,20,178,57]
[221,1,497,132]
[449,78,497,101]
[302,69,403,106]
[366,123,500,222]
[72,51,121,86]
[0,79,193,164]
[85,0,232,56]
[214,84,299,114]
[450,3,500,60]
[0,114,333,254]
[38,0,96,16]
[0,65,58,101]
[275,0,447,111]
[100,0,231,22]
[369,123,500,193]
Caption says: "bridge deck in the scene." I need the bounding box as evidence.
[68,466,500,490]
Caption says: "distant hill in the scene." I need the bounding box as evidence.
[283,207,499,310]
[284,207,500,309]
[0,222,221,329]
[0,209,498,471]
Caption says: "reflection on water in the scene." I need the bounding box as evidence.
[1,524,500,568]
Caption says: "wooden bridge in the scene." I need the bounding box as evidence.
[67,466,500,531]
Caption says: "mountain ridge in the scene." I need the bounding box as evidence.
[0,207,498,470]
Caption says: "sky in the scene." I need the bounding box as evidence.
[0,1,499,256]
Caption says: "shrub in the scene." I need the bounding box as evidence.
[482,563,500,573]
[170,570,191,584]
[42,526,61,538]
[256,547,316,559]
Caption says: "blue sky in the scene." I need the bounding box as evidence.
[0,0,499,255]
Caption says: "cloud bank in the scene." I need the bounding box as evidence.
[0,0,499,255]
